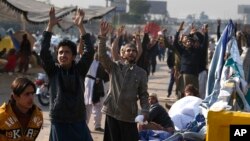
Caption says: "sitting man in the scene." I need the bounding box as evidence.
[139,93,175,133]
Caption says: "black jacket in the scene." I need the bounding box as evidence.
[92,63,109,104]
[174,32,200,76]
[40,31,94,122]
[149,103,174,129]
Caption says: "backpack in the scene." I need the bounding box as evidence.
[167,48,174,68]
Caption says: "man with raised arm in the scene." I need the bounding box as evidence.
[98,21,149,141]
[40,7,94,141]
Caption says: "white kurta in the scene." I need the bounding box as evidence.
[84,60,107,128]
[84,60,99,105]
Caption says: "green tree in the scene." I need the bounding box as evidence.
[129,0,150,15]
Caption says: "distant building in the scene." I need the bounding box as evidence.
[110,0,127,13]
[238,5,250,24]
[147,1,167,15]
[147,1,168,21]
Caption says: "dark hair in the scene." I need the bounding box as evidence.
[11,77,36,96]
[192,32,204,44]
[142,33,150,48]
[184,84,199,97]
[125,42,137,51]
[7,48,16,56]
[57,39,77,56]
[187,34,195,42]
[22,34,28,40]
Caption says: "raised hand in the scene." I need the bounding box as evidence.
[178,21,184,32]
[137,26,141,35]
[135,32,141,43]
[46,7,61,31]
[73,9,85,35]
[49,7,61,27]
[162,28,167,34]
[117,25,125,37]
[190,23,197,34]
[202,24,208,33]
[73,9,85,28]
[100,21,110,37]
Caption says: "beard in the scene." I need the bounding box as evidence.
[124,57,136,64]
[128,59,136,64]
[125,56,136,64]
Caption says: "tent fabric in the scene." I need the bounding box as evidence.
[0,36,14,51]
[203,20,250,112]
[8,32,20,50]
[58,6,116,30]
[1,0,76,24]
[204,20,235,106]
[0,27,6,37]
[13,30,36,48]
[0,0,116,30]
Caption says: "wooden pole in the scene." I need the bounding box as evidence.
[21,14,26,31]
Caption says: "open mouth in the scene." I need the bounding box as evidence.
[60,58,67,62]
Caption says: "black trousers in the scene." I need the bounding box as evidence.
[49,121,93,141]
[103,115,139,141]
[168,68,175,97]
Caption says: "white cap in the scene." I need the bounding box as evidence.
[149,93,157,98]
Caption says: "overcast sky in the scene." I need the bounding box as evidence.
[47,0,250,19]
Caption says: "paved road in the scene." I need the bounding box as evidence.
[0,60,176,141]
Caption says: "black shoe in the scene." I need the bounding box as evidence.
[167,93,171,97]
[95,127,104,132]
